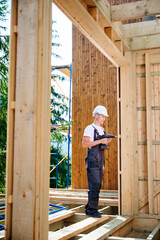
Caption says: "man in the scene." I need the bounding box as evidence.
[82,105,112,218]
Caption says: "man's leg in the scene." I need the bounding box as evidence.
[85,167,101,217]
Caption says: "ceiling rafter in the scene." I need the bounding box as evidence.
[131,33,160,51]
[111,0,160,22]
[123,19,160,39]
[53,0,160,53]
[53,0,129,67]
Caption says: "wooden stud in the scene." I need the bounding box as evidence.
[145,53,154,215]
[5,0,18,238]
[5,0,52,239]
[132,53,138,215]
[120,52,132,215]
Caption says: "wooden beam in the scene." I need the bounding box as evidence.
[139,183,160,210]
[120,53,132,215]
[5,0,52,239]
[53,0,128,67]
[111,0,160,22]
[92,0,130,51]
[49,210,75,224]
[107,237,145,240]
[50,196,118,206]
[131,53,138,215]
[49,215,109,240]
[131,34,160,51]
[145,53,153,215]
[5,0,18,239]
[80,216,133,240]
[123,19,160,39]
[146,223,160,240]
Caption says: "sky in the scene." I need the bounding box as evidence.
[52,3,72,66]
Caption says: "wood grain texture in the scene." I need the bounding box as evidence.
[72,26,118,190]
[5,0,52,239]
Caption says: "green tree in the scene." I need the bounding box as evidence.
[50,20,71,188]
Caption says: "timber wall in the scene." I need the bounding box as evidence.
[132,50,160,215]
[72,26,118,190]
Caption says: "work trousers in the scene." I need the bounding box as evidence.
[85,166,103,213]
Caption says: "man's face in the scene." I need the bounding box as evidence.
[95,114,106,125]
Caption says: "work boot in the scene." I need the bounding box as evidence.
[89,211,101,218]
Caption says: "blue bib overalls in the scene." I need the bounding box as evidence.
[85,126,105,214]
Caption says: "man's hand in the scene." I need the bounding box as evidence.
[100,138,112,145]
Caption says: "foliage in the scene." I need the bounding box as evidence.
[50,20,72,188]
[50,143,71,188]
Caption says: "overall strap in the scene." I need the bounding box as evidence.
[91,125,100,141]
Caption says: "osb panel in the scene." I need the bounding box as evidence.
[72,25,118,190]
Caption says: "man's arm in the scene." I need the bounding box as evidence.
[82,136,112,148]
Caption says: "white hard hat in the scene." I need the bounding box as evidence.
[93,105,109,117]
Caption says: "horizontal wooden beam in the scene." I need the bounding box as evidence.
[111,0,160,21]
[123,19,160,38]
[80,216,133,240]
[49,215,109,239]
[50,196,118,206]
[92,0,130,50]
[53,0,128,67]
[131,34,160,51]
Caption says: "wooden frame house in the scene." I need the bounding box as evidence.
[3,0,160,239]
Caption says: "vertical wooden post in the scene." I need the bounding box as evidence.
[120,52,132,215]
[5,0,18,238]
[145,52,153,215]
[131,53,138,215]
[117,67,121,215]
[5,0,52,239]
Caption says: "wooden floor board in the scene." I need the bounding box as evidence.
[80,216,133,240]
[49,215,109,240]
[49,210,75,224]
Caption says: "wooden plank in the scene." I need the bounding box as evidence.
[107,237,145,240]
[123,19,160,39]
[120,53,132,215]
[117,67,121,215]
[72,26,118,190]
[49,196,118,206]
[131,34,160,51]
[49,215,109,240]
[5,0,18,239]
[132,53,138,215]
[48,210,75,224]
[145,53,154,215]
[80,216,133,240]
[146,222,160,240]
[53,0,128,67]
[111,0,160,21]
[138,182,160,210]
[0,231,5,240]
[6,0,52,239]
[92,0,130,51]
